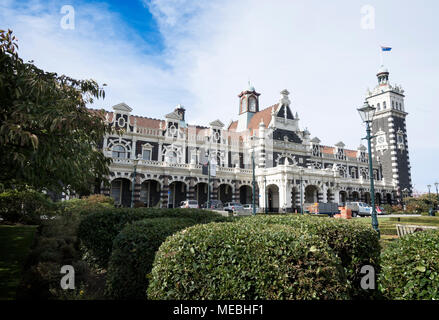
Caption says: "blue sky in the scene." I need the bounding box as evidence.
[1,0,438,193]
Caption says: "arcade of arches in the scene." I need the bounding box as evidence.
[108,177,394,209]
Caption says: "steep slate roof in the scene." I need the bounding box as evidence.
[247,103,279,131]
[228,120,238,130]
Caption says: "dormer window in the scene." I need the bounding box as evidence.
[336,148,345,160]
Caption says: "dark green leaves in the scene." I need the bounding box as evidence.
[0,30,112,193]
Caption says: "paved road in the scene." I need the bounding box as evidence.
[356,214,422,219]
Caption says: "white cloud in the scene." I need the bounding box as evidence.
[1,0,438,191]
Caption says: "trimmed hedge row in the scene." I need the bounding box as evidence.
[379,230,439,300]
[238,215,381,299]
[106,218,197,299]
[77,208,230,268]
[147,222,350,300]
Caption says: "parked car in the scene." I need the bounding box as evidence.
[376,206,386,215]
[224,202,244,213]
[203,200,223,210]
[243,204,259,213]
[346,202,372,217]
[180,200,199,209]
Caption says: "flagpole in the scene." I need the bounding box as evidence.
[380,46,383,66]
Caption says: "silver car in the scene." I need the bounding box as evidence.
[223,202,244,213]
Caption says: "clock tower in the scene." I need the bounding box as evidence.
[236,83,260,132]
[365,66,412,200]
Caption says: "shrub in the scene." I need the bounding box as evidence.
[379,230,439,300]
[238,215,381,299]
[0,189,56,224]
[17,213,105,300]
[77,208,230,268]
[147,222,349,300]
[106,218,197,299]
[57,195,114,218]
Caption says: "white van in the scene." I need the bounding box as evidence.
[180,200,199,209]
[346,202,372,217]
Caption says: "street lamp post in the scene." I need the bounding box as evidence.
[427,184,433,216]
[357,101,380,238]
[435,182,439,211]
[252,149,256,216]
[264,175,267,214]
[207,149,211,209]
[131,157,140,208]
[300,168,304,215]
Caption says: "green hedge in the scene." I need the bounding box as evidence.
[238,215,381,299]
[379,230,439,299]
[148,222,349,300]
[77,208,229,268]
[106,218,198,299]
[0,189,56,224]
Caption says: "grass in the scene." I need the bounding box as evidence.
[0,224,37,300]
[351,215,439,248]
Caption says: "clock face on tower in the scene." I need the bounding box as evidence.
[249,97,256,112]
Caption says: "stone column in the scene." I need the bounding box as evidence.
[160,176,169,208]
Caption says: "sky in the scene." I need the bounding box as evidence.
[1,0,438,193]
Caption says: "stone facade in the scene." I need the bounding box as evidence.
[100,68,411,210]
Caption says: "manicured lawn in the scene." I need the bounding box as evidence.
[0,225,37,300]
[352,215,439,248]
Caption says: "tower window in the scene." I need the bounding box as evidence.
[383,101,386,109]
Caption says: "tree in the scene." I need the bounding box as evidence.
[0,29,112,194]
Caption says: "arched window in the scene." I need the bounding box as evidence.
[112,145,126,158]
[383,101,387,109]
[167,151,178,164]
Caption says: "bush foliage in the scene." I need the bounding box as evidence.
[77,208,230,268]
[106,218,197,299]
[147,222,350,300]
[238,215,381,299]
[0,189,56,224]
[16,208,105,299]
[379,230,439,300]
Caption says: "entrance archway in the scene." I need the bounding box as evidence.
[364,192,371,205]
[305,185,318,204]
[375,193,382,206]
[194,182,208,206]
[218,184,233,204]
[352,191,360,202]
[267,184,279,212]
[110,178,131,207]
[339,191,347,205]
[239,185,252,205]
[140,180,161,207]
[168,181,187,208]
[386,193,392,205]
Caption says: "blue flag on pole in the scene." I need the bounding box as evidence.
[381,46,392,51]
